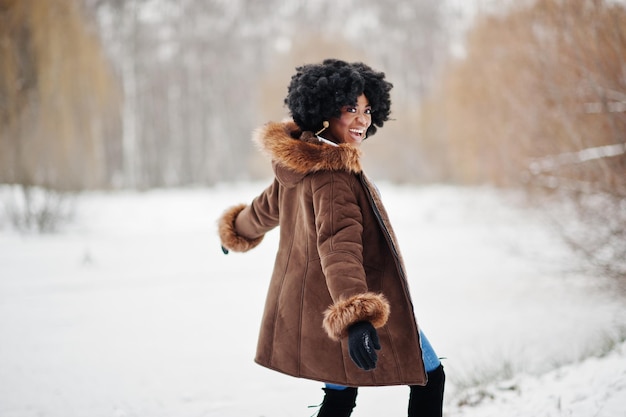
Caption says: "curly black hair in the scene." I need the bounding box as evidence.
[284,59,393,137]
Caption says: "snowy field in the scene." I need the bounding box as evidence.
[0,183,624,417]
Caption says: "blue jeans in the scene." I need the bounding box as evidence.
[325,328,440,390]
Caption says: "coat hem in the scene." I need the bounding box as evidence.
[254,358,428,387]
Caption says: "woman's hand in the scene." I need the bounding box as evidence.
[348,321,381,370]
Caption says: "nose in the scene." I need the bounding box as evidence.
[357,112,368,125]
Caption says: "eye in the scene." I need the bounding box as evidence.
[345,107,357,113]
[364,108,372,115]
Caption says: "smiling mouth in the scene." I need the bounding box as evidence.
[349,129,365,137]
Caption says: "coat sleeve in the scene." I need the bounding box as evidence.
[311,171,390,341]
[218,179,280,252]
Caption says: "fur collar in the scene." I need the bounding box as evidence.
[253,120,362,176]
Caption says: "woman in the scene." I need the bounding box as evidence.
[218,59,445,416]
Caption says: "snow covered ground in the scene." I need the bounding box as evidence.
[0,183,624,417]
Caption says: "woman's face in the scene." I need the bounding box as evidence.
[326,94,372,146]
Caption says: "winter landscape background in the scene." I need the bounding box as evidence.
[1,183,624,417]
[1,0,625,415]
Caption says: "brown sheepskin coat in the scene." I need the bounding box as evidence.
[218,120,427,387]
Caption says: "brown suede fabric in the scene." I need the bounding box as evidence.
[217,120,427,387]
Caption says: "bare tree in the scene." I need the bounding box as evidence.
[0,0,119,231]
[420,0,626,282]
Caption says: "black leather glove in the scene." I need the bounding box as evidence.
[348,321,381,370]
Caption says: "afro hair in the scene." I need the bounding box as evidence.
[284,59,393,137]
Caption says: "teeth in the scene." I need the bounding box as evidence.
[349,129,364,135]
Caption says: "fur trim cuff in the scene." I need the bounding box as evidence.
[323,292,390,341]
[218,204,264,252]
